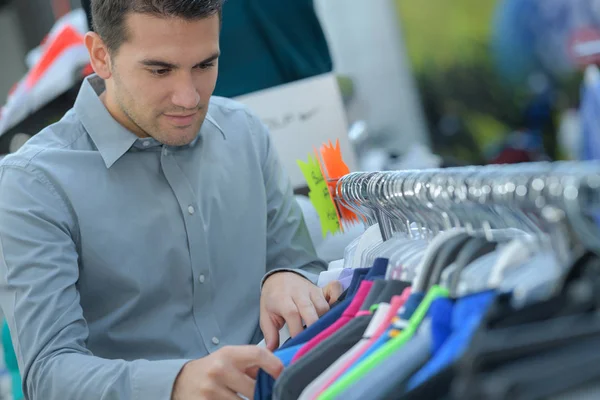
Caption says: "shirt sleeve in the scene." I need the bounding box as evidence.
[246,113,327,287]
[0,164,189,400]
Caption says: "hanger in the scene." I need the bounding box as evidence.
[425,233,472,291]
[447,237,499,297]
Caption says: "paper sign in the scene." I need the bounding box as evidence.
[235,73,357,189]
[318,139,359,224]
[297,154,341,237]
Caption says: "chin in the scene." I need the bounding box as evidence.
[162,131,199,147]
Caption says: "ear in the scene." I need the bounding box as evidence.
[84,32,112,80]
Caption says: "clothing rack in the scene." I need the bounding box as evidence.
[257,161,600,400]
[334,161,600,258]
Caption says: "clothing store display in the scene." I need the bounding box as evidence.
[339,321,433,400]
[253,164,600,400]
[298,303,391,400]
[273,279,409,400]
[307,294,407,398]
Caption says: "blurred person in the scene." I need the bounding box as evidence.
[0,1,343,399]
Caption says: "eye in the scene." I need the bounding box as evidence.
[196,62,216,70]
[150,68,170,76]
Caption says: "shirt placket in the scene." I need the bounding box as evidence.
[160,145,224,353]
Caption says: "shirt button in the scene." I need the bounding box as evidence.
[163,148,169,156]
[142,141,150,147]
[188,205,195,215]
[212,337,220,345]
[198,274,205,284]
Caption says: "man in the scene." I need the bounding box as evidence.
[0,1,341,399]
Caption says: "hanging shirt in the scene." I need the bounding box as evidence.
[319,286,449,400]
[254,261,388,400]
[0,75,326,400]
[407,290,497,390]
[291,281,374,362]
[310,291,410,397]
[337,320,434,400]
[332,289,422,383]
[300,302,394,399]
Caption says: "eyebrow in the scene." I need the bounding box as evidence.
[139,52,220,69]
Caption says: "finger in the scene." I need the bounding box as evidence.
[246,366,259,380]
[260,312,280,351]
[223,370,256,400]
[311,289,331,317]
[281,301,304,337]
[325,281,344,305]
[228,346,284,379]
[294,297,319,328]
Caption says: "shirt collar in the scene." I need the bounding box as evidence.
[74,75,226,168]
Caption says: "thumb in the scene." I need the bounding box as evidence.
[260,313,280,351]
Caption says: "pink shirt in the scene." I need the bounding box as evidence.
[312,286,412,397]
[291,281,374,363]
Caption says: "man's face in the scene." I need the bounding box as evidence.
[105,13,220,146]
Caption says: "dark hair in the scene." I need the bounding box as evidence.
[91,0,223,54]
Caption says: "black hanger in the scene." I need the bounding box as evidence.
[425,234,471,291]
[448,237,498,297]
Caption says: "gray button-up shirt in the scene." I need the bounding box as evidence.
[0,75,325,400]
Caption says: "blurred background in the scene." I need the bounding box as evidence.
[1,0,599,170]
[1,1,600,398]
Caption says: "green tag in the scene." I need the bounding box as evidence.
[298,154,341,237]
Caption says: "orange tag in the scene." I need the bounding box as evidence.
[318,140,359,224]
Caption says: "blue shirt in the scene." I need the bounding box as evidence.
[408,290,496,389]
[0,75,325,400]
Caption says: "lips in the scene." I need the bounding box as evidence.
[164,112,197,126]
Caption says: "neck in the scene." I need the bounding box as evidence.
[99,88,149,138]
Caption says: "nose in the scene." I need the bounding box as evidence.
[171,74,200,110]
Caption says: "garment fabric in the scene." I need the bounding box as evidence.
[337,290,424,381]
[254,301,350,400]
[429,298,454,354]
[407,290,496,390]
[319,286,449,400]
[311,293,408,397]
[0,75,326,400]
[274,278,403,399]
[345,258,389,297]
[254,344,303,400]
[317,267,353,289]
[253,261,389,400]
[274,315,374,400]
[301,302,393,400]
[292,281,374,362]
[338,321,433,400]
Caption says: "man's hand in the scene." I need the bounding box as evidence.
[260,272,343,350]
[171,346,283,400]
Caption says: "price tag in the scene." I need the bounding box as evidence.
[298,154,341,237]
[319,140,359,224]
